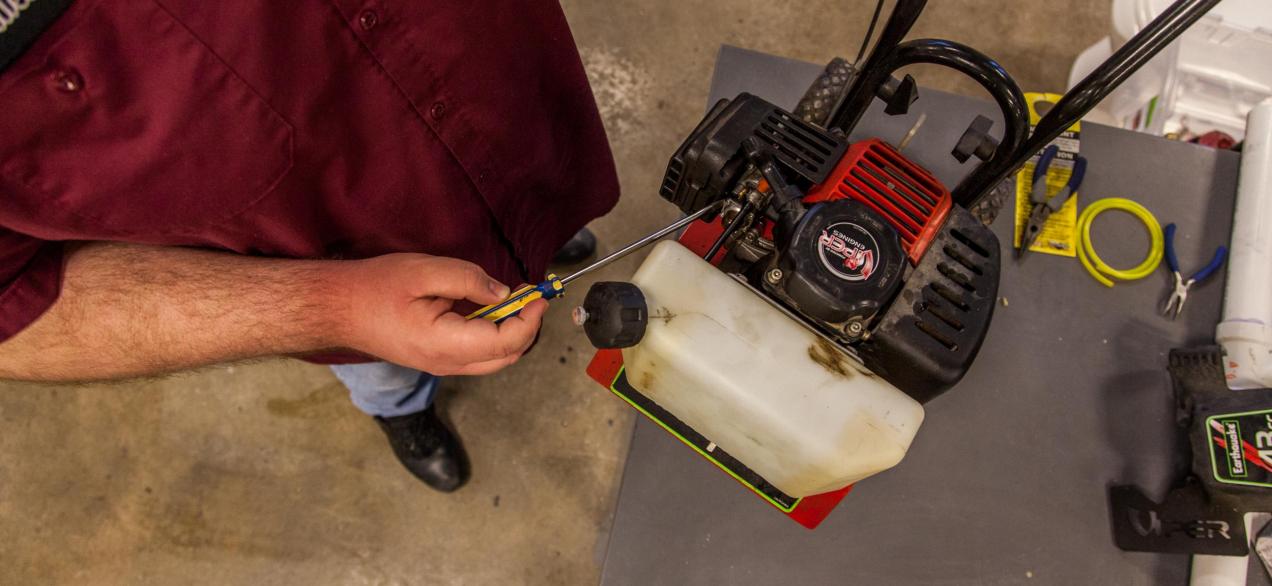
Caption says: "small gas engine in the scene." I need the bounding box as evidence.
[654,92,999,401]
[581,0,1219,528]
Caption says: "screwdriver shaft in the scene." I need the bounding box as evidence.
[559,201,722,286]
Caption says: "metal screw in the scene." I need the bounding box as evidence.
[571,306,589,326]
[847,321,864,336]
[765,268,783,284]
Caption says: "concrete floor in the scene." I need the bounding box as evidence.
[0,1,1109,584]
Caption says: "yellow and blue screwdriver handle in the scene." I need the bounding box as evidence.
[463,200,725,324]
[466,274,565,324]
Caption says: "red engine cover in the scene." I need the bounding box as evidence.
[804,138,951,264]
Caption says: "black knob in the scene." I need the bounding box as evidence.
[951,115,999,163]
[578,282,647,349]
[878,74,919,116]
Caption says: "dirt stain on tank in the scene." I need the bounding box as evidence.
[635,359,657,391]
[637,370,656,391]
[650,307,676,325]
[808,338,854,379]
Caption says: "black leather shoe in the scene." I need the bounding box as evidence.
[551,227,597,265]
[375,406,469,492]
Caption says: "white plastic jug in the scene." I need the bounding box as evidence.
[622,240,925,498]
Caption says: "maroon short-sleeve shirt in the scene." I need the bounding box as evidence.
[0,0,619,343]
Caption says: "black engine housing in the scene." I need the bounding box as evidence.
[855,205,1000,402]
[659,93,846,215]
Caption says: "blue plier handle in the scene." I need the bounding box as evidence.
[1030,145,1087,208]
[1019,145,1087,256]
[1161,223,1227,319]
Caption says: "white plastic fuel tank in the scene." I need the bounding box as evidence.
[622,240,925,498]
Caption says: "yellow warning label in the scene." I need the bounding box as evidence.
[1014,93,1080,257]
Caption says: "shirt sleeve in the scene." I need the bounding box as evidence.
[0,227,63,342]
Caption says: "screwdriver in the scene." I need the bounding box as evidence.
[467,201,722,323]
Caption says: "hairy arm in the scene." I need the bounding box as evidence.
[0,242,545,382]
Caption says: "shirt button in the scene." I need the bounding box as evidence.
[430,101,446,120]
[358,10,378,30]
[51,68,84,93]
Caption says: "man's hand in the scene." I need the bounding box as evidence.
[0,243,546,382]
[339,254,547,375]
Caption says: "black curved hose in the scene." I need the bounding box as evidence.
[890,39,1030,205]
[828,1,1028,207]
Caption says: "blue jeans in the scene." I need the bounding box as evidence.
[330,362,438,418]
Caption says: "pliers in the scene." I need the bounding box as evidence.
[1019,145,1087,258]
[1161,223,1227,319]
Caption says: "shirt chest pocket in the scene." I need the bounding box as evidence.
[0,0,293,240]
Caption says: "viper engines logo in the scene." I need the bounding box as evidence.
[818,222,880,282]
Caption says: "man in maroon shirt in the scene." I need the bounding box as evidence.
[0,1,620,492]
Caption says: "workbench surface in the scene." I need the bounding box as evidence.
[599,46,1246,585]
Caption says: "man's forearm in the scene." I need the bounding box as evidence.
[0,242,350,381]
